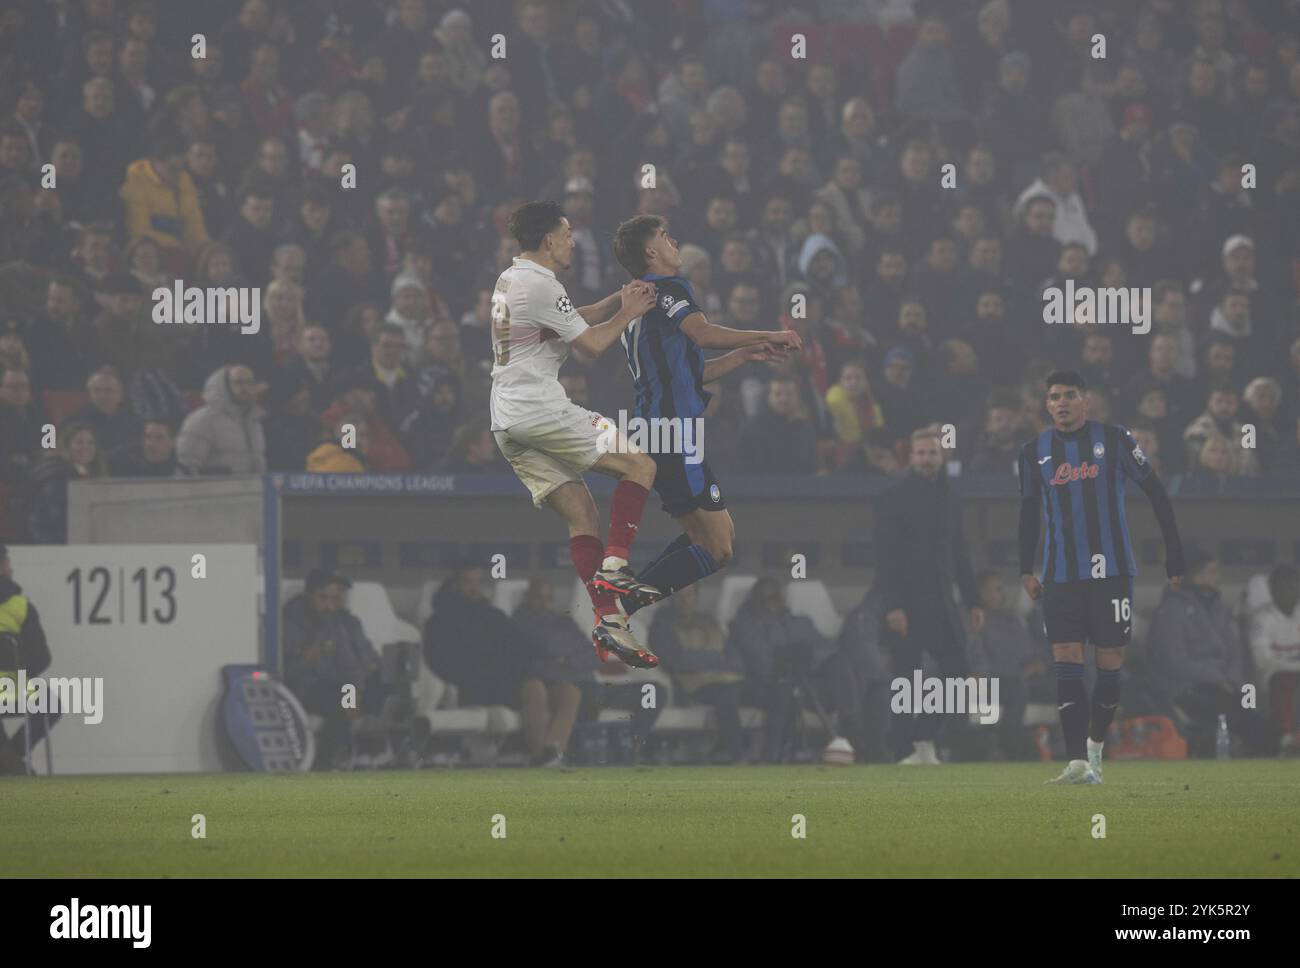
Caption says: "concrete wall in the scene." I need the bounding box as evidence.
[68,476,264,545]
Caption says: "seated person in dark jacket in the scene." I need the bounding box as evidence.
[737,376,822,473]
[728,577,858,762]
[108,420,188,477]
[511,577,597,766]
[282,570,382,769]
[70,367,140,458]
[1148,549,1271,756]
[423,562,535,709]
[651,584,747,763]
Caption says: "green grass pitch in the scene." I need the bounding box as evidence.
[4,761,1297,877]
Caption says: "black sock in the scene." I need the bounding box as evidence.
[1089,667,1122,743]
[635,533,692,580]
[1054,661,1089,761]
[626,542,719,616]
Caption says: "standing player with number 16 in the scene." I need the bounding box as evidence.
[1018,370,1185,784]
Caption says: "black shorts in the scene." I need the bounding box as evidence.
[650,451,726,517]
[1042,576,1135,647]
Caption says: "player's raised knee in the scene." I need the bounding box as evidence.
[628,450,656,487]
[704,536,732,567]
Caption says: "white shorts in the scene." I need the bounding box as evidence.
[494,403,614,508]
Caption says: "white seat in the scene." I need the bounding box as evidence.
[785,579,843,638]
[348,581,421,646]
[411,662,450,717]
[423,708,491,734]
[1243,573,1271,612]
[486,706,521,734]
[715,574,759,630]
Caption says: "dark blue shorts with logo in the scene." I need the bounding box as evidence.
[650,451,726,517]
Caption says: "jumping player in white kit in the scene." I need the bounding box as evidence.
[490,200,663,667]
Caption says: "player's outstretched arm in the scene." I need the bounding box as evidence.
[680,312,803,352]
[1138,472,1185,584]
[571,282,656,360]
[701,343,785,383]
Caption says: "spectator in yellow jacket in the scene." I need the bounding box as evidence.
[119,129,209,264]
[825,358,884,469]
[306,413,366,472]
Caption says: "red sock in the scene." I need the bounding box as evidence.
[606,480,650,562]
[570,534,618,618]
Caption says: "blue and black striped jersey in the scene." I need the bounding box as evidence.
[619,274,710,420]
[1018,420,1152,583]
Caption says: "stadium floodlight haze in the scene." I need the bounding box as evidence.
[0,0,1297,923]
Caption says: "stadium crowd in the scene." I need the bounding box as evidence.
[1,0,1297,767]
[1,0,1299,545]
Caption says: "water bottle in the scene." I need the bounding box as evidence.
[1215,714,1231,761]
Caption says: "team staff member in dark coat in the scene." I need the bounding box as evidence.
[0,544,54,773]
[874,426,984,764]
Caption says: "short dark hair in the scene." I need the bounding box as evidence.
[1044,369,1086,392]
[508,200,566,251]
[1153,279,1183,303]
[305,568,350,594]
[1269,563,1299,593]
[238,181,274,205]
[613,214,664,277]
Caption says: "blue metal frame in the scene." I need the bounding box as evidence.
[262,474,281,673]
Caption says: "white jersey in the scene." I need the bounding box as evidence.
[489,257,589,430]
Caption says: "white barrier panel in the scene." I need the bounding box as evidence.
[6,545,259,774]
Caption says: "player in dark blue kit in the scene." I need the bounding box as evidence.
[1018,370,1185,784]
[608,215,801,655]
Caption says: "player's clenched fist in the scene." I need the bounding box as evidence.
[1021,574,1042,600]
[621,280,656,314]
